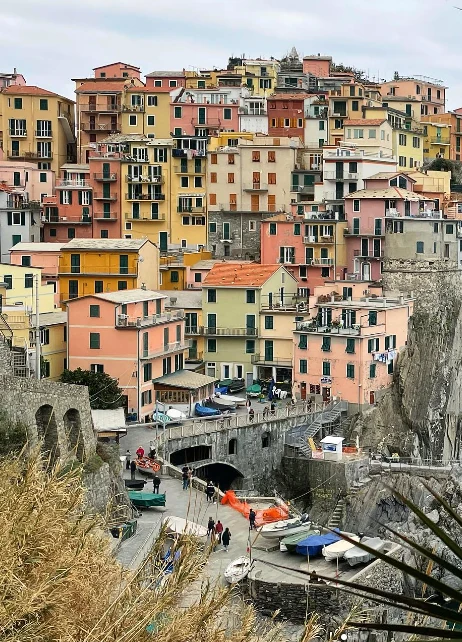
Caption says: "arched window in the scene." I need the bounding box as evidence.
[228,438,237,455]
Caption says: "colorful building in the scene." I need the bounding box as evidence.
[0,184,42,262]
[426,110,462,161]
[293,285,414,409]
[0,84,76,173]
[0,159,54,203]
[10,242,65,305]
[66,289,188,422]
[170,86,241,137]
[163,289,205,372]
[202,263,298,383]
[159,250,212,290]
[381,75,446,117]
[421,121,451,160]
[267,93,312,141]
[58,238,159,303]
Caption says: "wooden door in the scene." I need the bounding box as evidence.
[251,194,259,212]
[267,194,276,212]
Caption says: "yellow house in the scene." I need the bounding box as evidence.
[163,289,205,371]
[185,58,279,96]
[159,250,212,290]
[0,265,66,380]
[0,85,76,173]
[120,87,171,139]
[58,238,159,303]
[208,132,254,151]
[328,81,377,145]
[421,122,451,161]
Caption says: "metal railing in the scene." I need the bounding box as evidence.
[295,320,386,336]
[93,173,117,181]
[141,340,192,360]
[304,236,334,244]
[116,310,185,328]
[35,130,52,137]
[93,212,118,220]
[56,179,91,188]
[126,193,165,201]
[93,193,117,201]
[202,327,258,336]
[243,183,269,191]
[251,354,292,366]
[126,174,163,184]
[307,257,334,265]
[80,103,121,112]
[125,212,166,222]
[353,249,384,258]
[177,205,205,213]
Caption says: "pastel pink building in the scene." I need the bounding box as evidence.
[0,160,54,203]
[0,69,26,89]
[292,283,414,410]
[171,88,240,137]
[10,242,64,305]
[344,172,435,281]
[66,289,189,422]
[145,71,185,92]
[92,62,141,80]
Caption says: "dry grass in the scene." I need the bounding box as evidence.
[0,452,313,642]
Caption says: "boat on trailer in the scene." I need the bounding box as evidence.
[260,514,311,539]
[224,556,253,584]
[344,536,386,566]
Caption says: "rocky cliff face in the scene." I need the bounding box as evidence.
[355,260,462,461]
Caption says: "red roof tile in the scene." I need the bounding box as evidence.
[75,80,130,92]
[93,62,140,71]
[1,85,66,98]
[203,263,281,287]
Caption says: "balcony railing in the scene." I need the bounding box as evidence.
[295,319,386,337]
[353,249,384,258]
[126,193,165,201]
[116,310,185,328]
[56,179,91,188]
[8,150,53,160]
[307,258,334,266]
[80,103,121,112]
[430,137,450,145]
[7,199,42,210]
[125,212,166,222]
[177,205,205,213]
[303,236,334,244]
[251,354,292,367]
[93,173,118,181]
[35,130,52,138]
[122,104,145,112]
[9,130,27,137]
[190,117,221,127]
[81,122,120,133]
[173,163,205,174]
[329,108,348,118]
[93,212,118,220]
[42,214,91,224]
[141,340,192,360]
[323,171,359,181]
[243,183,269,191]
[218,204,286,213]
[93,193,117,201]
[187,327,258,337]
[126,175,164,184]
[344,228,384,237]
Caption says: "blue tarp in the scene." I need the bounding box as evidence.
[295,531,341,556]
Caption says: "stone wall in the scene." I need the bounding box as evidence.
[207,211,263,260]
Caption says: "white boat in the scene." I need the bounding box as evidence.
[166,408,187,420]
[224,556,253,584]
[218,394,247,406]
[163,515,207,538]
[260,514,310,539]
[322,535,360,561]
[344,537,386,566]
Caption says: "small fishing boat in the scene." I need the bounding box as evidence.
[205,398,236,411]
[195,402,221,417]
[128,491,166,508]
[260,514,310,539]
[218,394,246,406]
[296,531,341,556]
[228,378,246,393]
[215,385,228,395]
[124,479,146,490]
[136,457,161,475]
[163,515,208,538]
[281,528,321,553]
[224,556,253,584]
[344,536,386,567]
[217,379,233,391]
[152,411,171,425]
[246,383,262,398]
[166,408,187,421]
[322,535,360,561]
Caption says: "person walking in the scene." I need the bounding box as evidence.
[152,474,161,494]
[136,445,145,459]
[248,407,255,423]
[206,481,215,503]
[213,482,219,504]
[125,450,131,470]
[215,520,223,544]
[207,516,215,537]
[249,508,256,530]
[222,527,231,551]
[149,441,156,459]
[182,466,190,491]
[130,459,137,481]
[270,402,276,416]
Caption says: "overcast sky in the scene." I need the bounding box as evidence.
[3,0,462,108]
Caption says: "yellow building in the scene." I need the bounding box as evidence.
[421,121,451,161]
[186,58,279,97]
[58,238,159,303]
[0,85,76,174]
[328,81,378,145]
[159,250,212,290]
[0,265,66,380]
[120,87,171,139]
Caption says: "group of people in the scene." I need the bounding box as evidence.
[206,517,231,551]
[205,480,220,503]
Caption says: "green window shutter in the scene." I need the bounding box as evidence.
[78,191,82,205]
[347,364,355,379]
[245,340,255,353]
[368,339,374,353]
[322,361,331,376]
[7,212,12,226]
[89,333,100,349]
[119,255,129,274]
[264,315,273,329]
[59,191,64,205]
[369,363,376,378]
[294,223,301,236]
[369,310,377,326]
[321,336,331,352]
[89,305,100,318]
[299,359,307,374]
[385,336,389,350]
[346,338,355,353]
[20,212,25,226]
[299,334,308,349]
[143,332,149,356]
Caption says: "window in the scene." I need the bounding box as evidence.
[147,115,155,126]
[346,338,355,354]
[169,80,177,87]
[154,80,162,87]
[321,336,331,352]
[385,335,396,350]
[143,363,152,382]
[118,281,127,290]
[353,200,360,212]
[90,364,104,373]
[170,271,179,283]
[129,114,137,126]
[446,224,454,234]
[207,289,217,303]
[14,97,22,109]
[210,172,217,183]
[209,193,216,205]
[416,241,424,254]
[299,359,308,374]
[268,172,276,185]
[3,275,12,290]
[252,151,260,162]
[369,129,376,138]
[210,153,217,164]
[368,310,377,326]
[269,222,277,235]
[249,220,256,232]
[388,360,394,375]
[227,153,235,165]
[322,361,331,376]
[399,133,407,145]
[147,95,158,106]
[40,172,47,183]
[194,176,202,187]
[49,228,57,237]
[21,256,31,267]
[319,120,325,131]
[181,176,189,188]
[207,338,217,352]
[412,136,420,148]
[194,272,202,283]
[119,255,129,274]
[227,172,234,184]
[264,315,274,330]
[352,100,359,111]
[299,334,308,350]
[367,338,379,353]
[246,290,256,304]
[369,363,377,379]
[223,107,232,120]
[353,129,364,139]
[399,156,406,167]
[95,280,103,293]
[39,98,48,110]
[294,223,301,236]
[89,333,100,349]
[89,304,100,318]
[209,222,217,233]
[174,106,182,118]
[246,339,255,353]
[346,363,355,379]
[12,234,22,246]
[24,273,33,289]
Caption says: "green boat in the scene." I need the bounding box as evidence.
[128,491,166,508]
[281,529,320,553]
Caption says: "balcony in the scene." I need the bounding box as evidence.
[7,150,53,160]
[329,108,348,118]
[251,354,292,367]
[56,179,91,188]
[81,122,120,133]
[173,163,205,174]
[9,129,27,137]
[93,193,117,201]
[344,228,384,237]
[125,213,166,222]
[93,173,118,181]
[80,103,121,112]
[353,249,384,259]
[7,199,42,210]
[177,205,205,213]
[116,309,185,328]
[291,185,315,194]
[42,214,91,224]
[303,236,334,244]
[430,137,450,145]
[295,320,385,337]
[141,340,192,360]
[323,171,359,181]
[203,327,258,337]
[218,204,285,213]
[59,265,134,277]
[93,212,118,221]
[35,130,52,138]
[126,174,164,184]
[306,258,334,266]
[122,104,145,112]
[126,193,165,201]
[243,182,269,191]
[190,117,221,127]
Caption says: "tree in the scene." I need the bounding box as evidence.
[425,158,462,184]
[60,368,124,409]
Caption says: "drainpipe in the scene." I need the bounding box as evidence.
[34,275,41,380]
[137,327,141,422]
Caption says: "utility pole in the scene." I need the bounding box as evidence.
[34,275,40,380]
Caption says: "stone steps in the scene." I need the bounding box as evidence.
[327,498,345,530]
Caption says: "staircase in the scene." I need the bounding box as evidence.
[327,496,345,530]
[295,400,348,455]
[0,313,31,377]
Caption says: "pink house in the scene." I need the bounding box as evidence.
[171,89,240,136]
[0,160,54,203]
[92,62,141,80]
[10,242,64,305]
[292,284,414,410]
[145,71,185,92]
[344,172,434,281]
[66,289,189,422]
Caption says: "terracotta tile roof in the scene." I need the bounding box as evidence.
[93,62,140,71]
[145,71,185,78]
[366,171,416,182]
[345,187,428,201]
[344,119,386,126]
[0,183,13,193]
[1,85,69,99]
[75,80,129,92]
[203,263,281,287]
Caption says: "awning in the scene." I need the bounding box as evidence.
[152,370,217,390]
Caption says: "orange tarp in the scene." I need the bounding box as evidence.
[221,490,289,526]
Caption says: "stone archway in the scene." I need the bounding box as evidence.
[35,404,60,467]
[194,461,244,491]
[63,408,84,462]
